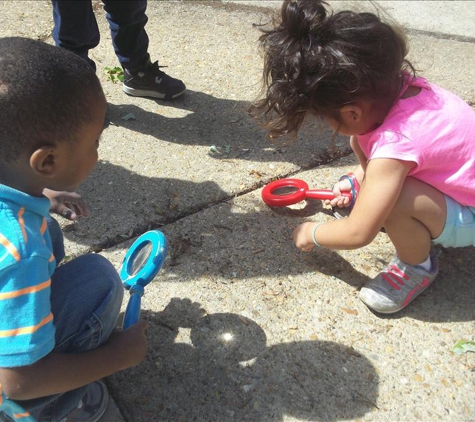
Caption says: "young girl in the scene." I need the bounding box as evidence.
[250,0,475,314]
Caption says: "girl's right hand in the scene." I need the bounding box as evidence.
[109,320,148,370]
[324,178,353,208]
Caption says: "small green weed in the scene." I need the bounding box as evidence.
[104,66,124,83]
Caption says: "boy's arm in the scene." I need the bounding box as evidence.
[0,321,147,400]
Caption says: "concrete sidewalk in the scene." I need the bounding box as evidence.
[0,1,474,421]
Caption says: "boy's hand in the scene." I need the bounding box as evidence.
[43,189,89,221]
[293,222,317,252]
[109,320,148,370]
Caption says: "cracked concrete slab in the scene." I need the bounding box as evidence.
[0,1,474,421]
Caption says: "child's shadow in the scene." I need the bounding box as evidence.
[258,201,371,289]
[266,205,475,323]
[110,298,379,422]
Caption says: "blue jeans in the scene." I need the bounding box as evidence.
[51,0,149,70]
[5,217,124,422]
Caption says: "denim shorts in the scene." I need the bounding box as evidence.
[432,195,475,248]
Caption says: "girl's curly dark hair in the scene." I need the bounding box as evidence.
[249,0,415,141]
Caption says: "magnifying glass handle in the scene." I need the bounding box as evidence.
[305,190,352,200]
[123,285,144,329]
[0,394,37,422]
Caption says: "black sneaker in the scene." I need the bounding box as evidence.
[123,58,186,100]
[61,381,109,422]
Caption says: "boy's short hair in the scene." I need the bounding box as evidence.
[0,37,104,163]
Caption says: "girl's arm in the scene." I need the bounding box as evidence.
[293,157,415,251]
[0,321,147,400]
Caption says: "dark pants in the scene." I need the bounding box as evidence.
[52,0,150,70]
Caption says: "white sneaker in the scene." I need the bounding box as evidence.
[360,251,439,314]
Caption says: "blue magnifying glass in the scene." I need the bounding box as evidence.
[0,231,168,422]
[0,396,36,422]
[121,230,168,329]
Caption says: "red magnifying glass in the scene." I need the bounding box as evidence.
[261,178,352,207]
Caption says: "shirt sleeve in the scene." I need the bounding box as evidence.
[366,130,420,168]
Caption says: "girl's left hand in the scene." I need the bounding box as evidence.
[292,222,317,252]
[43,189,89,221]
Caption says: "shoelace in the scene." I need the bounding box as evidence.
[150,61,168,75]
[382,264,409,290]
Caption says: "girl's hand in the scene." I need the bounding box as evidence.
[109,320,148,370]
[324,178,352,208]
[43,189,89,221]
[293,222,317,252]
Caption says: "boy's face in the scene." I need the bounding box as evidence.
[52,96,106,192]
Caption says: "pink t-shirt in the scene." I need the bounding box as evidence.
[357,75,475,207]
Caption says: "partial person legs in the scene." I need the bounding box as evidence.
[52,0,100,70]
[102,0,186,99]
[360,178,446,313]
[101,0,149,70]
[52,0,186,99]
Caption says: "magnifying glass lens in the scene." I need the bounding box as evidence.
[272,186,299,196]
[129,241,153,276]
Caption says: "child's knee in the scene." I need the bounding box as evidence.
[52,254,124,351]
[87,254,124,307]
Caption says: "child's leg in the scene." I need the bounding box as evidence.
[359,178,446,314]
[18,250,124,421]
[51,254,124,352]
[47,215,123,346]
[51,0,100,70]
[383,177,446,265]
[102,0,149,69]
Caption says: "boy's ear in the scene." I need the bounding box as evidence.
[339,104,364,123]
[29,146,58,178]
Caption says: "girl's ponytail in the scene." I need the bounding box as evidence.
[250,0,415,141]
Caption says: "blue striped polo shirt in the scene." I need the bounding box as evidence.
[0,184,56,367]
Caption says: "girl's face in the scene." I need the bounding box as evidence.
[324,115,361,136]
[323,102,380,136]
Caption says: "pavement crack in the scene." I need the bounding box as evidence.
[407,28,475,44]
[94,149,354,254]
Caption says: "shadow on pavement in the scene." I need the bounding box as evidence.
[105,90,347,165]
[163,209,475,323]
[62,160,475,324]
[109,298,379,422]
[62,159,350,248]
[63,160,232,247]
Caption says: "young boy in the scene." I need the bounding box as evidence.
[0,37,147,422]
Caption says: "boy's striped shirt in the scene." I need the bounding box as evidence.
[0,184,56,368]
